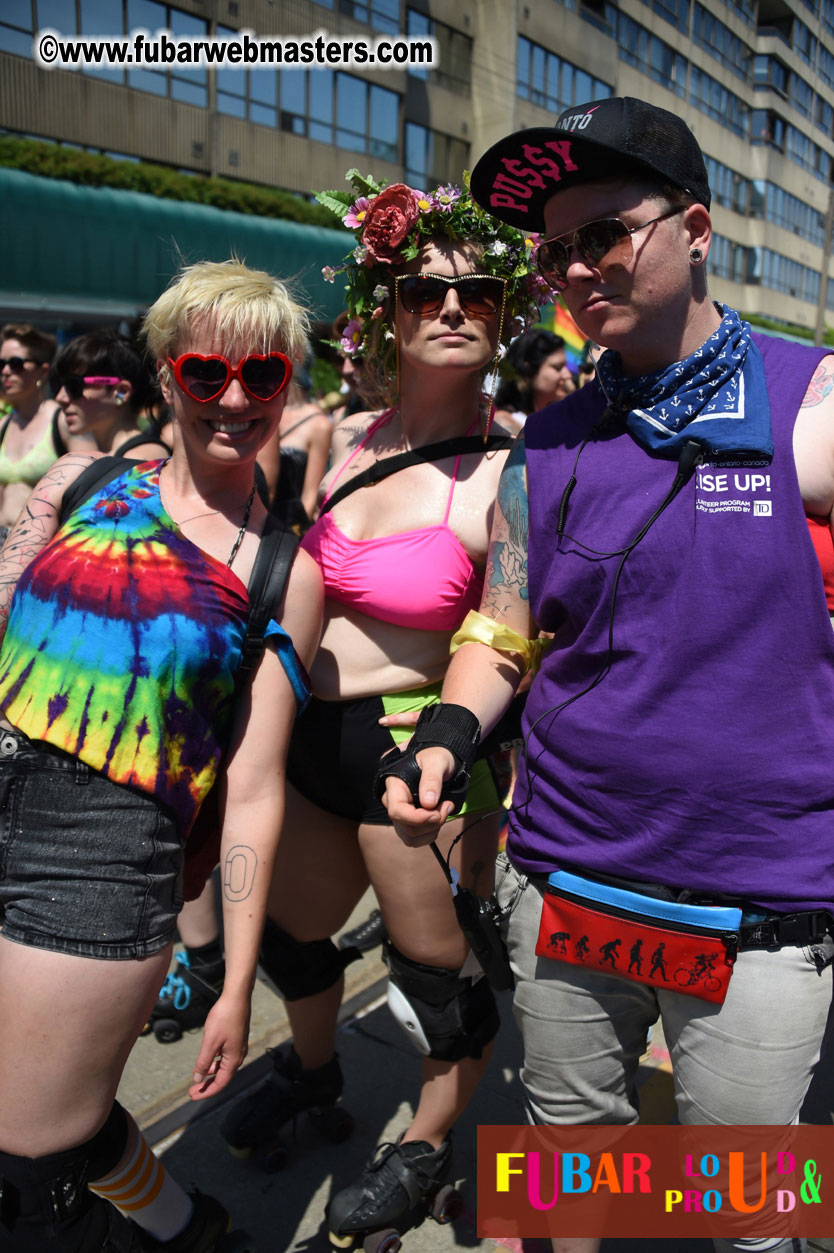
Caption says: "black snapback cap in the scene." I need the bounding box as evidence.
[470,96,711,232]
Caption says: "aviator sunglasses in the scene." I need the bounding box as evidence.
[55,374,121,400]
[536,206,685,291]
[395,273,507,317]
[168,352,293,404]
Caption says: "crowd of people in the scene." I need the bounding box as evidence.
[0,94,832,1253]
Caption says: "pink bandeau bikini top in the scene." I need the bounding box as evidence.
[301,410,483,632]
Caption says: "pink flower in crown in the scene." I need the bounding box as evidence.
[340,317,364,358]
[433,185,461,213]
[361,183,420,264]
[345,197,371,230]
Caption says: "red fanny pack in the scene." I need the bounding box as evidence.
[535,870,741,1004]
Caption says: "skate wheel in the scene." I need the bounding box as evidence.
[312,1105,355,1144]
[363,1229,401,1253]
[225,1143,253,1160]
[328,1232,356,1250]
[431,1184,463,1224]
[262,1143,289,1172]
[152,1017,182,1044]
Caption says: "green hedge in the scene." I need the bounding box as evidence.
[0,136,342,228]
[742,309,834,347]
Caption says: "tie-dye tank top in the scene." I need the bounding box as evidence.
[0,460,253,835]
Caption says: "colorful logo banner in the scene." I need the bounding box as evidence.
[477,1125,833,1239]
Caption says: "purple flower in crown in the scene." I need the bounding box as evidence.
[433,184,462,213]
[344,197,371,230]
[340,317,364,358]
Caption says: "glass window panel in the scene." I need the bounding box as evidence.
[127,0,166,34]
[217,90,247,118]
[309,70,333,122]
[168,9,207,37]
[281,70,306,114]
[80,0,123,34]
[128,67,167,95]
[250,103,276,127]
[369,83,397,151]
[37,0,74,33]
[170,77,206,106]
[0,25,34,56]
[532,44,545,96]
[337,72,365,126]
[251,71,277,105]
[309,119,331,143]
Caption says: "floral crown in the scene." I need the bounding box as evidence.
[317,169,550,365]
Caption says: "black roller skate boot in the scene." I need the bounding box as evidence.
[338,909,387,954]
[219,1045,354,1171]
[145,952,222,1044]
[326,1134,462,1251]
[137,1190,255,1252]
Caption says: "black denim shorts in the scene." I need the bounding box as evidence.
[0,725,184,960]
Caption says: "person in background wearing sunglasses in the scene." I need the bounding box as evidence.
[384,97,834,1253]
[218,175,547,1238]
[0,258,323,1251]
[50,329,172,463]
[0,323,96,533]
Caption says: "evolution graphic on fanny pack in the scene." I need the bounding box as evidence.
[535,870,742,1005]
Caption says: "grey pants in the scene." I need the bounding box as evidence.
[496,852,832,1253]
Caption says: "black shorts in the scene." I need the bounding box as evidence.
[286,686,501,825]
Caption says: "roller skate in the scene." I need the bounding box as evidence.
[219,1045,354,1171]
[137,1190,255,1251]
[338,909,387,954]
[326,1134,462,1252]
[144,952,223,1044]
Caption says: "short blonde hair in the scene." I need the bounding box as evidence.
[142,258,310,366]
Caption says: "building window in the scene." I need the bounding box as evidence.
[792,19,817,70]
[405,121,468,187]
[823,0,834,37]
[335,0,400,35]
[754,181,826,246]
[692,4,751,83]
[753,55,787,97]
[215,24,278,124]
[723,0,755,26]
[816,96,834,139]
[819,46,834,91]
[703,155,748,214]
[122,0,209,105]
[788,74,814,120]
[690,67,748,136]
[636,0,690,32]
[517,35,612,114]
[1,2,35,58]
[760,247,820,304]
[406,10,471,95]
[617,13,688,97]
[752,108,785,151]
[710,234,753,285]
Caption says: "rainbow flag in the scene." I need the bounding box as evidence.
[540,299,588,370]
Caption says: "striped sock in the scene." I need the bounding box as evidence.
[89,1114,193,1241]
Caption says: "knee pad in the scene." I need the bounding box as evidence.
[384,941,500,1061]
[0,1105,135,1251]
[260,917,361,1000]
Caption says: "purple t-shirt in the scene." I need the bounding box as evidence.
[508,333,834,913]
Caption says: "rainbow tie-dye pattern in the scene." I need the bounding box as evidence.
[0,461,249,834]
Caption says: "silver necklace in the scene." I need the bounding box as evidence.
[161,466,256,567]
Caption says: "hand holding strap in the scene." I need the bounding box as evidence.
[374,703,481,811]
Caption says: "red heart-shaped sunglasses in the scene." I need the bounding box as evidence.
[168,352,293,404]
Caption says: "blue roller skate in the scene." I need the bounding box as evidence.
[144,952,222,1044]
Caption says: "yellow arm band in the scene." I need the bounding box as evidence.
[449,610,547,674]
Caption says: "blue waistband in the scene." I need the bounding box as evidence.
[547,869,742,933]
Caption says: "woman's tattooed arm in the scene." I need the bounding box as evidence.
[0,454,97,639]
[481,437,530,619]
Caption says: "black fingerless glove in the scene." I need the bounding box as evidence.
[374,703,481,811]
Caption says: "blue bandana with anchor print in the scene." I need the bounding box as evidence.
[594,304,772,462]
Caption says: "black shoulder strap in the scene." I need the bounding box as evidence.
[51,405,67,457]
[0,412,12,450]
[58,456,129,524]
[319,434,513,517]
[117,428,172,457]
[240,514,300,671]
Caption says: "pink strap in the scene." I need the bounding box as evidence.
[321,408,397,507]
[442,415,481,526]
